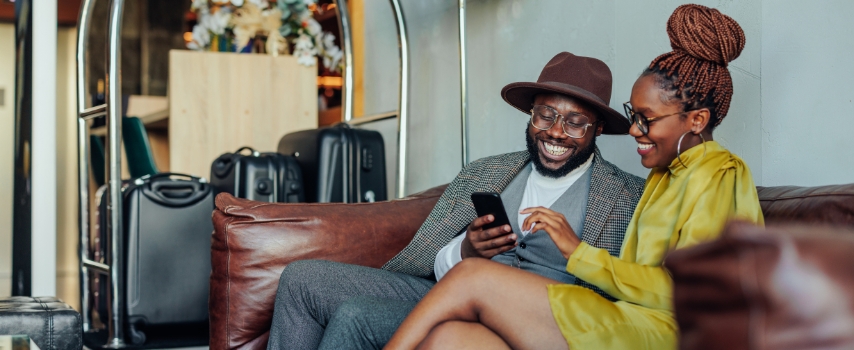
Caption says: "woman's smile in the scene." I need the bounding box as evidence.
[637,142,655,156]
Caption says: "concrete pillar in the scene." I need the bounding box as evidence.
[13,0,58,297]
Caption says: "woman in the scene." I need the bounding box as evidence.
[384,4,763,350]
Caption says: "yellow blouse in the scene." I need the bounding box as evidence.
[548,141,764,349]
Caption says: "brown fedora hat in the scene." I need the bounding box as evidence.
[501,52,630,135]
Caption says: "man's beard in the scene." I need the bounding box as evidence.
[525,128,596,179]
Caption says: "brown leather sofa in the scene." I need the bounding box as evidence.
[210,183,854,350]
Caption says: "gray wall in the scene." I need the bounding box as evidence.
[362,0,401,115]
[761,1,854,186]
[363,0,853,195]
[397,0,466,193]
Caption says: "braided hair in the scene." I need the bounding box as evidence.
[643,4,746,130]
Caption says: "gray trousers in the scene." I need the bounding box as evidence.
[267,260,435,350]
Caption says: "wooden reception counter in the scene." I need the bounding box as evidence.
[93,51,319,179]
[168,50,318,178]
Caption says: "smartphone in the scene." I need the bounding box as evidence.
[471,192,513,230]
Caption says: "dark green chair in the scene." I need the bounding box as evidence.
[90,134,106,187]
[89,116,159,186]
[122,116,159,178]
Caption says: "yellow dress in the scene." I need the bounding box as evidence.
[547,141,764,349]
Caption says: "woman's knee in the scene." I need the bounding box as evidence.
[416,322,457,350]
[445,258,491,279]
[417,321,511,350]
[442,258,506,288]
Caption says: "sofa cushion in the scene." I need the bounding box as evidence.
[209,185,446,350]
[668,222,854,350]
[758,184,854,227]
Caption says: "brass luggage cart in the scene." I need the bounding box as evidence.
[75,0,478,346]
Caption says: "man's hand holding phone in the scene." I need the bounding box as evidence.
[460,215,517,259]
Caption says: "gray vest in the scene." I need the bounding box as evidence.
[491,163,592,284]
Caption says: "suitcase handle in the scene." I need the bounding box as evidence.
[139,173,211,207]
[233,146,261,156]
[211,147,262,178]
[138,172,205,183]
[211,154,236,178]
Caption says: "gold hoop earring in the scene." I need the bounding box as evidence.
[676,132,707,168]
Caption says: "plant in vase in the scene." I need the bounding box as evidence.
[187,0,343,72]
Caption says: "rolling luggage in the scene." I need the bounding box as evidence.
[93,173,213,344]
[278,124,387,203]
[209,147,305,203]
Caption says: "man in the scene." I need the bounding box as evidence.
[267,52,645,350]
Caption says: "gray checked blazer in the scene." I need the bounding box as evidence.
[382,148,645,298]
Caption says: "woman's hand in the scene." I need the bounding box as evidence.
[520,207,582,259]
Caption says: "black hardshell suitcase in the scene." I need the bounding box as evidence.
[209,147,305,203]
[278,124,387,203]
[94,173,213,344]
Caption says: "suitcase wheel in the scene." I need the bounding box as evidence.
[128,316,148,345]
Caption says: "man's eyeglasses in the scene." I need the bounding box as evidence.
[529,105,595,139]
[623,102,696,135]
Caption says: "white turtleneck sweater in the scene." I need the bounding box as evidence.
[433,153,594,280]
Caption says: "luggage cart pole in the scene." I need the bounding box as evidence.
[389,0,409,199]
[78,0,126,344]
[334,0,354,202]
[104,0,127,346]
[75,0,96,333]
[334,0,354,123]
[336,0,408,198]
[458,0,469,167]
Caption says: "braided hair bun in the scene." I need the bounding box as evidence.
[649,4,746,126]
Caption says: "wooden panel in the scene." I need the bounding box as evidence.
[148,129,170,173]
[168,50,318,178]
[127,95,168,116]
[0,1,82,26]
[0,3,13,23]
[319,106,342,127]
[351,0,365,117]
[57,0,82,27]
[0,23,13,297]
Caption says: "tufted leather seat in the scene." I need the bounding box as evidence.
[0,297,82,350]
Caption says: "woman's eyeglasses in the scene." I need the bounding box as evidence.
[623,102,694,135]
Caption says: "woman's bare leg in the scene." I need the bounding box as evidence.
[384,258,569,350]
[416,321,511,350]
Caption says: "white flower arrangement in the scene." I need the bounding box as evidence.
[188,0,343,72]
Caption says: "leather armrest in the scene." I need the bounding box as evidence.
[209,185,446,350]
[669,221,854,350]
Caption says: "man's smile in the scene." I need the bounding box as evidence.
[544,142,569,156]
[538,139,575,164]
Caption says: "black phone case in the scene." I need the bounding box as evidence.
[471,192,512,230]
